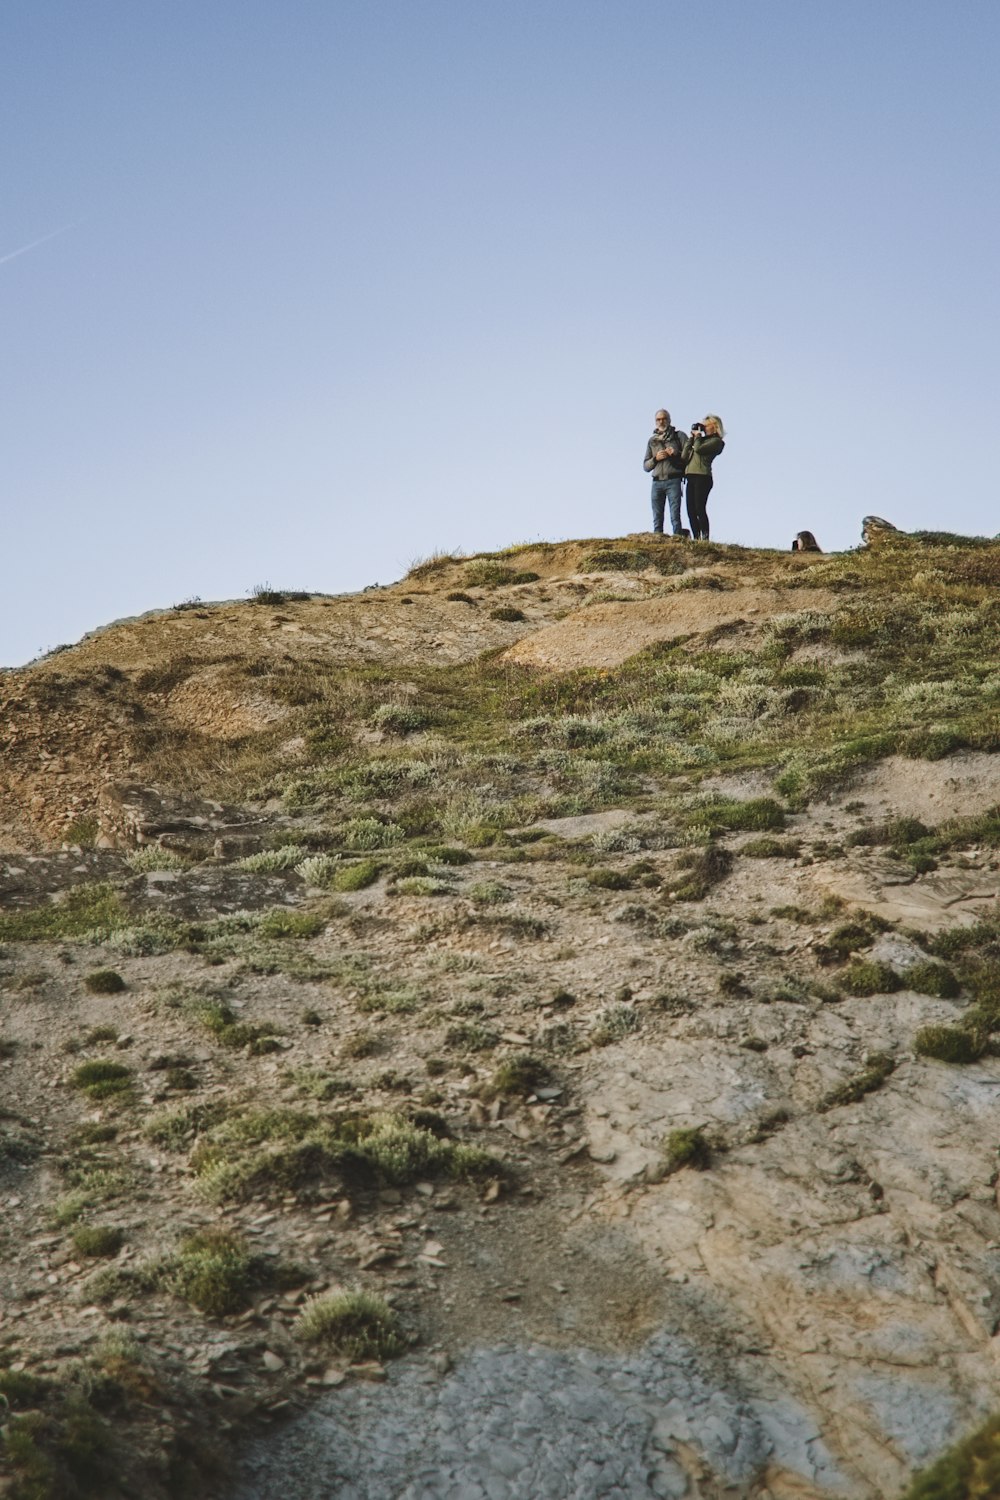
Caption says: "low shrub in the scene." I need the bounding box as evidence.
[444,1022,500,1053]
[815,921,877,966]
[585,868,631,890]
[392,876,452,896]
[332,860,381,891]
[84,970,126,995]
[190,1000,281,1055]
[914,1026,983,1064]
[741,837,799,858]
[489,606,526,622]
[256,909,325,939]
[236,845,306,872]
[371,704,430,735]
[191,1110,499,1202]
[163,1229,258,1315]
[903,961,962,999]
[590,1004,641,1046]
[72,1224,125,1259]
[0,882,126,943]
[464,560,539,587]
[468,881,513,904]
[839,961,903,996]
[669,845,733,901]
[847,816,933,849]
[424,846,474,866]
[295,854,342,887]
[62,815,99,847]
[338,818,406,851]
[70,1060,133,1102]
[125,846,190,873]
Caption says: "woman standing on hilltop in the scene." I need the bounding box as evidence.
[683,415,725,540]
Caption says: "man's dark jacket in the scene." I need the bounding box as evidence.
[643,425,687,481]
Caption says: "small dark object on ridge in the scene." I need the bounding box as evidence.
[791,531,821,552]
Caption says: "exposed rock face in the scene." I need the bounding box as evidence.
[97,782,275,857]
[861,516,900,546]
[503,588,837,673]
[581,1033,1000,1497]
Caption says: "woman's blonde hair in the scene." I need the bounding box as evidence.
[704,414,725,437]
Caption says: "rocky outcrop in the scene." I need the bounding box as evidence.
[96,782,276,857]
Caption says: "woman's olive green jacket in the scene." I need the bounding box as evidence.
[682,432,725,477]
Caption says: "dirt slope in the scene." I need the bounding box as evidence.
[0,539,830,848]
[2,533,999,1498]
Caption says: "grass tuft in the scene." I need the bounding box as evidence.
[295,1289,405,1359]
[663,1127,711,1172]
[820,1053,895,1110]
[914,1025,984,1064]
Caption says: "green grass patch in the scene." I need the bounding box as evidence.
[423,845,475,865]
[585,868,632,890]
[590,1004,641,1046]
[468,880,514,903]
[581,547,684,577]
[444,1022,500,1052]
[191,1109,500,1202]
[189,999,281,1054]
[142,1101,229,1151]
[688,797,786,834]
[331,859,381,891]
[256,908,325,939]
[70,1059,133,1102]
[62,815,99,847]
[0,883,127,944]
[371,703,431,735]
[464,560,539,587]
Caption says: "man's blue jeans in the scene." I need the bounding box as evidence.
[651,477,683,534]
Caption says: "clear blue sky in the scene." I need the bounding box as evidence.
[3,1,998,668]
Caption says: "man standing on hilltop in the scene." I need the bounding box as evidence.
[643,409,688,536]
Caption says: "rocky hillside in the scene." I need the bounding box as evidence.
[1,531,999,1499]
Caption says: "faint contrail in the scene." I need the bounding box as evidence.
[0,220,82,268]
